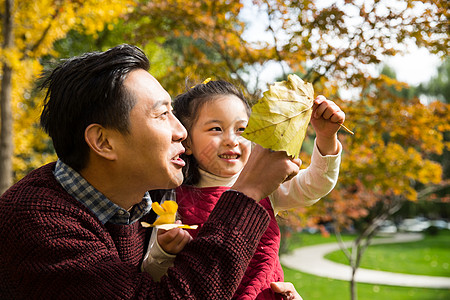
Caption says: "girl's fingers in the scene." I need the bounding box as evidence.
[291,158,301,168]
[159,228,192,254]
[330,110,345,124]
[313,96,345,124]
[270,282,303,300]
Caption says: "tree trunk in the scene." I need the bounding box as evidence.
[0,0,14,194]
[335,196,404,300]
[335,226,359,300]
[350,268,357,300]
[349,243,358,300]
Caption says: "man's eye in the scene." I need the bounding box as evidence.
[159,111,169,118]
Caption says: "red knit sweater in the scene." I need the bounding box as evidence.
[176,185,284,300]
[0,163,270,299]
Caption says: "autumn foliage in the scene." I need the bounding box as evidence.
[1,0,449,230]
[0,0,132,185]
[127,0,450,230]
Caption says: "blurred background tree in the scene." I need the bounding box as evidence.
[0,0,132,192]
[127,1,448,299]
[1,1,449,297]
[417,58,450,104]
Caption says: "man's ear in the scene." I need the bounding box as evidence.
[84,124,117,161]
[183,138,193,155]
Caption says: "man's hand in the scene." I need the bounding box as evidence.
[270,282,303,300]
[232,145,301,201]
[157,221,192,254]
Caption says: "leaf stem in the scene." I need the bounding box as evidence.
[339,123,354,135]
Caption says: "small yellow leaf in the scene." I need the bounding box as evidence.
[151,201,178,225]
[242,74,314,158]
[147,200,198,229]
[161,200,178,213]
[151,202,168,216]
[141,222,198,230]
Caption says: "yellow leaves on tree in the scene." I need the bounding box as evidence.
[342,142,442,201]
[0,0,132,182]
[129,0,275,99]
[242,74,314,158]
[13,0,133,58]
[337,75,449,205]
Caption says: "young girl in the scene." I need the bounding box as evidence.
[142,80,344,299]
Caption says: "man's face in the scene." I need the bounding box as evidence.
[114,69,187,191]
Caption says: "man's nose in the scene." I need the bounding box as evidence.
[172,114,187,142]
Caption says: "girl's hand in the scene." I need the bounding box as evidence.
[157,220,192,254]
[270,282,303,300]
[311,95,345,138]
[311,96,345,155]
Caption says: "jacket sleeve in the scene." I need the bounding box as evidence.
[269,138,342,215]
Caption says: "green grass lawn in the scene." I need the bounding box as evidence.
[281,230,450,300]
[325,230,450,276]
[282,230,355,251]
[283,267,450,300]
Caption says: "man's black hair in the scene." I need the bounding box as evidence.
[40,44,150,171]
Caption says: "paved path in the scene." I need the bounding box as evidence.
[280,233,450,289]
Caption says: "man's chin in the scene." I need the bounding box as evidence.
[166,173,184,189]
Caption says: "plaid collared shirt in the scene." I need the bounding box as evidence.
[53,160,152,225]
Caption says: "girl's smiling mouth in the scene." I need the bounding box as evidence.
[219,152,240,160]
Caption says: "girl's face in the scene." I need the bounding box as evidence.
[185,95,251,178]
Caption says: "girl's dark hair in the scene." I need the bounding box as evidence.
[40,44,150,171]
[173,80,250,186]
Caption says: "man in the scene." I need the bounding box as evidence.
[0,44,300,299]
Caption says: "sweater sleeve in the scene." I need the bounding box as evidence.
[269,138,342,215]
[0,187,270,300]
[160,190,271,299]
[141,227,176,282]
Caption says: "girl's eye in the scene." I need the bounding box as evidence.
[210,127,222,132]
[237,127,246,134]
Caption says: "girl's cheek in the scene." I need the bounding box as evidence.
[239,137,252,150]
[239,138,252,163]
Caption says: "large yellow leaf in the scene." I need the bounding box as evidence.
[242,74,314,158]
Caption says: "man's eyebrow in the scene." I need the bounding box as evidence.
[152,100,171,109]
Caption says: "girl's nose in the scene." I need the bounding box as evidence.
[223,130,238,147]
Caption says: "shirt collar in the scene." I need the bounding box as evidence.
[197,168,240,188]
[53,159,152,225]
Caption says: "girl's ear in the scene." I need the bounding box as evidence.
[183,138,193,155]
[84,124,117,161]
